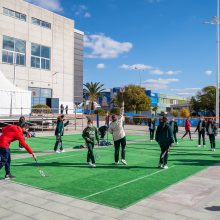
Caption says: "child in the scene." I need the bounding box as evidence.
[82,119,99,167]
[206,118,218,151]
[155,116,174,169]
[148,118,156,142]
[54,115,69,153]
[169,118,179,144]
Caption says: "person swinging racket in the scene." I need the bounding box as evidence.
[0,123,36,179]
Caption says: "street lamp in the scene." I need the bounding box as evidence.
[204,0,220,123]
[134,66,144,86]
[52,71,58,98]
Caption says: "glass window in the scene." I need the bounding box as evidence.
[8,10,14,17]
[3,36,14,51]
[15,39,25,53]
[15,12,20,19]
[3,8,9,15]
[31,56,40,68]
[31,43,40,56]
[31,17,51,29]
[16,53,25,66]
[2,50,13,64]
[41,46,50,58]
[3,8,26,21]
[20,14,26,21]
[45,59,50,70]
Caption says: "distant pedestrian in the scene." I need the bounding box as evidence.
[169,118,179,144]
[195,116,206,147]
[60,104,64,114]
[206,118,218,151]
[148,118,156,142]
[82,119,99,168]
[54,115,69,153]
[181,117,192,141]
[65,105,68,114]
[155,116,174,169]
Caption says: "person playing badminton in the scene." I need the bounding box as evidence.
[109,106,127,165]
[0,123,36,179]
[82,119,99,168]
[54,115,69,153]
[155,116,174,169]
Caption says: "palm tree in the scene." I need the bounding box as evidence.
[83,82,105,110]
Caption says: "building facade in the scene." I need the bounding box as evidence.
[0,0,84,110]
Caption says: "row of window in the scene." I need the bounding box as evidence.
[2,36,51,70]
[3,7,51,29]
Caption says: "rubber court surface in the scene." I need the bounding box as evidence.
[9,134,220,209]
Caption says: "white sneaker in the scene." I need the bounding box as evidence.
[121,159,127,165]
[213,149,216,152]
[55,150,60,153]
[163,165,168,169]
[176,142,179,145]
[115,161,119,165]
[150,140,153,142]
[60,149,65,153]
[198,145,201,148]
[92,163,96,168]
[88,162,93,167]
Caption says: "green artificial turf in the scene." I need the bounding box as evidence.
[9,139,220,209]
[10,134,146,154]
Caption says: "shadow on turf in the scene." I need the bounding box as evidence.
[12,162,158,169]
[170,158,220,166]
[205,206,220,211]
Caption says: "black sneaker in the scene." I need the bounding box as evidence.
[5,174,16,180]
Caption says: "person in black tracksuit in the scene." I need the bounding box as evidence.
[54,115,69,153]
[195,117,206,147]
[148,118,156,142]
[206,118,218,151]
[155,116,174,169]
[169,118,178,144]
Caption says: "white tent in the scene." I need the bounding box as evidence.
[0,70,31,116]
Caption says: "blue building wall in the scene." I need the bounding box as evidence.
[145,90,158,107]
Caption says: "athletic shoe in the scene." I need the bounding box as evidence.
[163,165,168,169]
[197,145,201,148]
[176,142,179,145]
[19,147,25,151]
[115,161,119,165]
[91,163,96,168]
[121,159,127,165]
[203,145,206,148]
[213,149,216,152]
[5,174,16,180]
[60,149,65,153]
[88,162,93,167]
[55,150,60,153]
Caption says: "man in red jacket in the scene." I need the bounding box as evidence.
[0,123,36,179]
[181,117,192,141]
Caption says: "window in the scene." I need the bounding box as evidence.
[3,7,26,21]
[31,43,51,70]
[31,17,51,29]
[2,36,26,66]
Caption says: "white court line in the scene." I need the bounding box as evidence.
[83,165,176,199]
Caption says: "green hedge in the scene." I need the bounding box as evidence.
[94,108,106,116]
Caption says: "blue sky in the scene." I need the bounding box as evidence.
[26,0,217,97]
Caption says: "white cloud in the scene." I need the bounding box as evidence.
[143,78,179,90]
[171,87,201,96]
[25,0,63,12]
[150,69,181,75]
[73,5,91,18]
[84,34,133,59]
[205,70,212,76]
[96,63,106,69]
[120,64,153,70]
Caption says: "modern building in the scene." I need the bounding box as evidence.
[0,0,84,111]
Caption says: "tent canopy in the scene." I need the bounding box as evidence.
[0,70,31,116]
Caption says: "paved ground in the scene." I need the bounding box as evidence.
[0,125,220,220]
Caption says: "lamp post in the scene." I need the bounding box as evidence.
[134,66,144,86]
[204,0,220,123]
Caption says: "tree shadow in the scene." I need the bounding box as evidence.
[169,158,220,166]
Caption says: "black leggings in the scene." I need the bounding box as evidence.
[182,130,191,140]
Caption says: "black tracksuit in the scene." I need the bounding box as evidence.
[195,120,206,146]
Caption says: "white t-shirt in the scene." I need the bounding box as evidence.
[109,116,125,141]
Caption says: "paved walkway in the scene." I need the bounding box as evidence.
[0,162,220,220]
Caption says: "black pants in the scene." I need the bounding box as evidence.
[198,131,205,145]
[87,142,95,164]
[149,129,155,140]
[208,134,216,149]
[173,132,178,143]
[114,137,126,162]
[159,145,169,166]
[99,131,106,139]
[54,135,63,151]
[182,130,191,139]
[0,148,11,175]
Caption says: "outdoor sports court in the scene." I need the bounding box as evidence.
[8,134,220,209]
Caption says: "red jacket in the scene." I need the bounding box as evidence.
[0,125,33,154]
[185,119,191,131]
